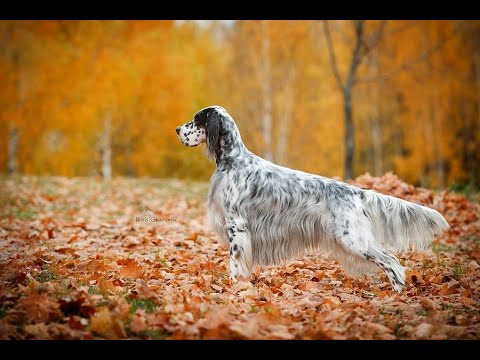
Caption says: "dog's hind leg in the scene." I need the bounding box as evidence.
[363,247,406,292]
[333,208,406,292]
[227,217,253,279]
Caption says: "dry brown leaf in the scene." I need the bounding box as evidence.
[438,283,460,296]
[24,323,50,338]
[118,259,143,278]
[89,307,113,336]
[420,297,441,310]
[130,312,148,333]
[136,279,157,300]
[414,323,434,339]
[17,294,62,323]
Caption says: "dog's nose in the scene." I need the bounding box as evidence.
[176,127,181,135]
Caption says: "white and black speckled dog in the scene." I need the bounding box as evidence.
[176,105,450,292]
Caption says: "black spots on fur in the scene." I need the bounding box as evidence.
[389,272,404,286]
[194,109,208,127]
[229,237,233,242]
[362,208,370,220]
[205,109,223,160]
[232,204,239,213]
[360,192,365,201]
[233,244,238,251]
[343,230,349,236]
[364,252,374,261]
[230,249,233,256]
[250,182,258,198]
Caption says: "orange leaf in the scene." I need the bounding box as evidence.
[185,232,199,241]
[438,283,460,296]
[90,307,111,329]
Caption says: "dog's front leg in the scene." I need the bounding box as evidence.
[227,217,253,279]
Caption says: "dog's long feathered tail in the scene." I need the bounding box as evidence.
[362,189,450,252]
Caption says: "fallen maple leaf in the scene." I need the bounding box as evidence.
[118,258,143,278]
[438,283,460,296]
[17,294,62,323]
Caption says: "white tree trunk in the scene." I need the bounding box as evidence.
[276,65,295,165]
[9,52,25,176]
[371,56,383,176]
[102,111,112,181]
[261,20,273,162]
[8,126,18,176]
[432,94,444,187]
[475,54,480,148]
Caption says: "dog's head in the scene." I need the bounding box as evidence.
[176,105,236,160]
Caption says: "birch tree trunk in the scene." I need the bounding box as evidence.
[371,56,383,176]
[8,126,18,176]
[102,111,112,181]
[261,20,273,162]
[474,54,480,184]
[276,65,295,165]
[433,91,445,188]
[9,51,25,176]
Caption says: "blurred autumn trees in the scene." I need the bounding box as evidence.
[1,20,479,188]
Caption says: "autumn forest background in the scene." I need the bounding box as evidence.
[1,20,479,188]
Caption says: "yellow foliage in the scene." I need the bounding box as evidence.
[0,20,479,187]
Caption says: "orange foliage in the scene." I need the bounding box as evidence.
[0,20,479,186]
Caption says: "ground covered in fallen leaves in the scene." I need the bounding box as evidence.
[0,173,479,339]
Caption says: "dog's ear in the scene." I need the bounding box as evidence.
[205,109,222,161]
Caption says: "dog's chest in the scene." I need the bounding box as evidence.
[207,175,229,245]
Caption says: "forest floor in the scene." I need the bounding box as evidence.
[0,173,479,339]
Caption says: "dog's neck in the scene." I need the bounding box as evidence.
[215,122,247,166]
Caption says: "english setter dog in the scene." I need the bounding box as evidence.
[176,105,449,292]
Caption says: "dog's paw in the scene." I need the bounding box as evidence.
[230,260,240,279]
[230,259,251,280]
